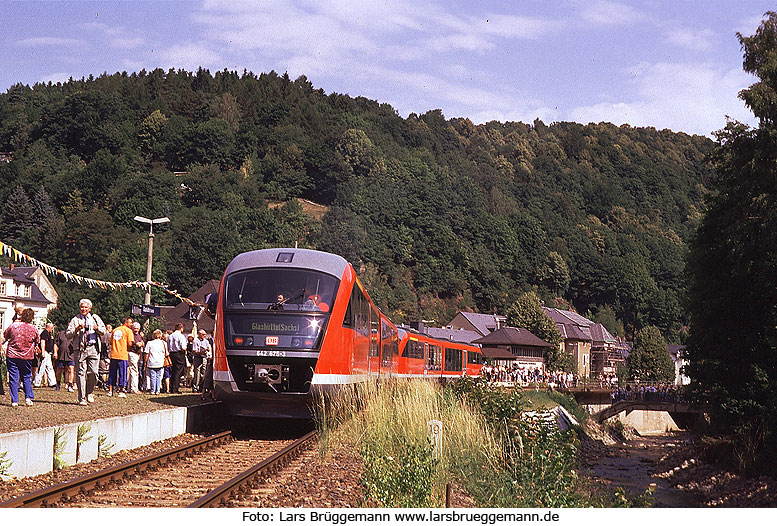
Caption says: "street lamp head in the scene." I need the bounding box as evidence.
[134,216,169,225]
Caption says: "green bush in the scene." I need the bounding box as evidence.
[0,450,13,478]
[77,423,92,463]
[98,434,114,458]
[360,435,436,507]
[445,376,523,428]
[53,428,67,470]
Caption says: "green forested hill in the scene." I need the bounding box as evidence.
[0,69,714,339]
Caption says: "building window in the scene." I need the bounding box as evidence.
[0,281,5,295]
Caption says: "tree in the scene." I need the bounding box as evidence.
[685,12,777,473]
[0,186,35,245]
[539,250,570,296]
[587,304,624,338]
[625,326,674,383]
[504,291,571,372]
[138,109,168,160]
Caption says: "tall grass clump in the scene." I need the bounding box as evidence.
[316,377,648,508]
[315,379,501,507]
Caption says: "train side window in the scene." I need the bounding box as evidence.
[356,288,367,337]
[444,347,462,372]
[427,344,442,371]
[402,339,424,359]
[381,319,398,365]
[343,286,356,328]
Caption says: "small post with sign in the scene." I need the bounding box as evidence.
[428,419,450,507]
[427,419,442,460]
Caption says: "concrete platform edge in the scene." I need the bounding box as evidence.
[0,401,221,480]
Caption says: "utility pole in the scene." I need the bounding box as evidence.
[134,216,170,305]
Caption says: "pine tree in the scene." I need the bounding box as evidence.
[0,186,35,245]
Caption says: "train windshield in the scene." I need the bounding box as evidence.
[224,268,339,312]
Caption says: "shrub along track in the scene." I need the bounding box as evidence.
[0,431,317,508]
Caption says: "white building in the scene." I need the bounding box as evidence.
[0,265,58,332]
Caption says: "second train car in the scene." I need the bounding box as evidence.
[207,247,482,418]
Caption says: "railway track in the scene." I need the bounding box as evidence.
[0,430,317,508]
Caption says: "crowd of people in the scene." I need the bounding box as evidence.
[1,299,215,407]
[480,364,585,388]
[610,383,685,403]
[480,363,686,404]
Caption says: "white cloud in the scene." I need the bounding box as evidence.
[568,62,756,135]
[194,1,561,61]
[111,37,144,49]
[158,43,223,71]
[40,72,72,84]
[579,1,644,26]
[664,27,715,51]
[18,37,85,47]
[83,21,145,49]
[736,13,768,36]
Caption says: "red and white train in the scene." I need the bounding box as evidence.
[206,248,482,418]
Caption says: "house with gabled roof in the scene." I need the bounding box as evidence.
[426,326,483,345]
[667,344,690,386]
[1,265,58,331]
[446,311,506,337]
[472,327,552,370]
[543,307,619,378]
[160,279,218,334]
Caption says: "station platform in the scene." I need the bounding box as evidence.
[0,386,222,480]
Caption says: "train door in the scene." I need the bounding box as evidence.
[369,305,380,377]
[427,342,442,378]
[380,317,397,377]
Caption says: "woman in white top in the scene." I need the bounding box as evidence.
[145,329,168,395]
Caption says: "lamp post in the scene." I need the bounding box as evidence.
[134,216,170,305]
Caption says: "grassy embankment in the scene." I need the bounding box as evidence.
[315,377,650,507]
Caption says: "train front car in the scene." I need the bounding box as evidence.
[211,248,357,418]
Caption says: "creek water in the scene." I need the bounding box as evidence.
[582,433,702,507]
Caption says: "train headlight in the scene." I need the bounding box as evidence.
[308,318,321,330]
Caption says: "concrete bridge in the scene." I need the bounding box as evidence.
[563,388,708,435]
[592,400,705,423]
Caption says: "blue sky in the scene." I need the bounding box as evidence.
[2,1,773,136]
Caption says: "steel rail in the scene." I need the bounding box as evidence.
[0,430,233,508]
[190,430,317,508]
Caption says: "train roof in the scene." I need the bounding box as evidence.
[224,248,350,279]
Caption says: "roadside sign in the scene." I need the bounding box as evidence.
[131,304,161,317]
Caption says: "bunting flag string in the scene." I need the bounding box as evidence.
[1,239,201,307]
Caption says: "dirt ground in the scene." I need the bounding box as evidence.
[581,421,777,507]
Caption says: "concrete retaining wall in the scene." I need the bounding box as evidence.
[612,408,681,435]
[0,402,221,481]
